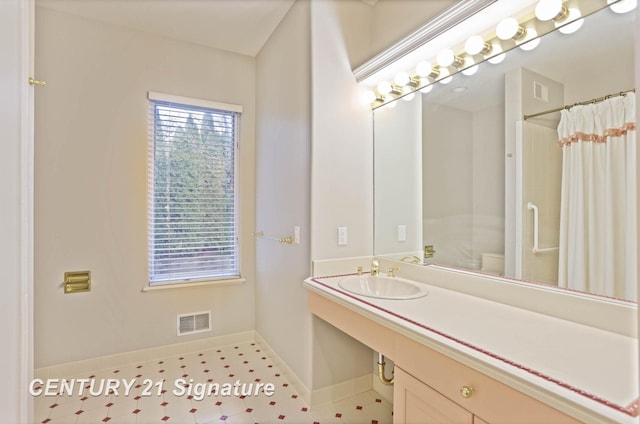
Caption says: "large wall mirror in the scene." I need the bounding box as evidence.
[373,3,637,302]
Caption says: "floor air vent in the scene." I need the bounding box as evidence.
[177,311,211,336]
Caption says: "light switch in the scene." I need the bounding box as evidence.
[337,226,348,246]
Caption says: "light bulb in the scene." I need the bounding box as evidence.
[420,84,433,94]
[462,62,478,76]
[608,0,637,13]
[535,0,563,21]
[496,18,524,40]
[558,8,583,34]
[416,61,433,78]
[361,89,377,105]
[438,67,452,85]
[377,81,392,95]
[402,87,415,102]
[394,72,410,87]
[385,98,397,108]
[436,49,455,67]
[487,44,506,64]
[465,35,488,55]
[519,28,540,51]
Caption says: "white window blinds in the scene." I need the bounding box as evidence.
[147,92,241,285]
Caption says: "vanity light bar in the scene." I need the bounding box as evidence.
[364,0,624,109]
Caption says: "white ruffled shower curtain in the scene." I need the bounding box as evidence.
[557,94,637,300]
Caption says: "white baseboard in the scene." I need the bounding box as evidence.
[310,373,373,407]
[36,330,256,380]
[254,331,311,404]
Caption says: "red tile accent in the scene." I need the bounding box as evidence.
[159,369,165,373]
[80,397,88,401]
[158,361,164,364]
[161,416,170,421]
[180,365,186,369]
[356,405,363,410]
[102,418,111,423]
[375,399,382,403]
[134,396,141,401]
[41,419,51,424]
[179,357,184,360]
[275,374,281,377]
[335,413,342,418]
[161,401,168,407]
[291,395,297,399]
[246,408,253,413]
[198,353,204,356]
[278,415,285,420]
[189,408,197,413]
[133,409,141,414]
[136,365,143,369]
[220,415,228,421]
[182,374,189,378]
[301,407,308,412]
[269,401,276,406]
[204,369,210,373]
[372,420,379,424]
[228,374,235,378]
[201,361,207,364]
[75,410,84,415]
[215,401,222,406]
[105,402,113,408]
[49,403,58,409]
[113,369,120,374]
[282,383,288,387]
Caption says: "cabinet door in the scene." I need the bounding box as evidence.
[395,367,473,424]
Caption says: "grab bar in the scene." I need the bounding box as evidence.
[527,202,559,254]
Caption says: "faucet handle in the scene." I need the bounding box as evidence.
[357,266,363,275]
[388,266,399,277]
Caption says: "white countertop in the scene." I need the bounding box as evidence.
[304,273,639,424]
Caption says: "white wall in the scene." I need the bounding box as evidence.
[255,0,313,390]
[34,7,256,368]
[1,0,33,421]
[310,0,374,261]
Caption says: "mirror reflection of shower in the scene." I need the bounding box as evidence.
[373,6,637,300]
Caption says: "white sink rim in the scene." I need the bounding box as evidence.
[338,275,429,300]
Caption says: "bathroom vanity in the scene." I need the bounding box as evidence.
[304,267,638,424]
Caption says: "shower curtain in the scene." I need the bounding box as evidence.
[557,94,636,299]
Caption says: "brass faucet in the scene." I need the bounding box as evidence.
[388,266,399,277]
[371,259,380,276]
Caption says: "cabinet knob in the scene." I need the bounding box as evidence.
[460,386,474,398]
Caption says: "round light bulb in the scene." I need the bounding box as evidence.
[608,0,637,13]
[403,90,415,101]
[464,35,485,55]
[438,67,452,85]
[377,81,392,95]
[535,0,563,21]
[487,44,506,64]
[462,65,478,76]
[394,71,410,87]
[416,61,433,78]
[361,89,377,105]
[558,8,583,34]
[436,49,455,67]
[496,18,521,40]
[519,28,540,51]
[420,84,433,94]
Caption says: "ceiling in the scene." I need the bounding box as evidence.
[36,0,297,57]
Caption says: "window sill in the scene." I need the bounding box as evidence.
[141,278,246,293]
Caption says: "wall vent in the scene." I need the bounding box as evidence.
[177,311,211,336]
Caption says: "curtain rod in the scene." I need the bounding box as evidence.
[523,88,636,121]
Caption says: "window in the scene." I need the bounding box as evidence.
[147,92,241,285]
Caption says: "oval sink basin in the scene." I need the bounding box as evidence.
[338,275,428,300]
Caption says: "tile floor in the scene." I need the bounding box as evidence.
[34,341,393,424]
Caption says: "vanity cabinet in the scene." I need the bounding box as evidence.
[307,291,581,424]
[394,367,475,424]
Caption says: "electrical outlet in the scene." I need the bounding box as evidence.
[337,226,348,246]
